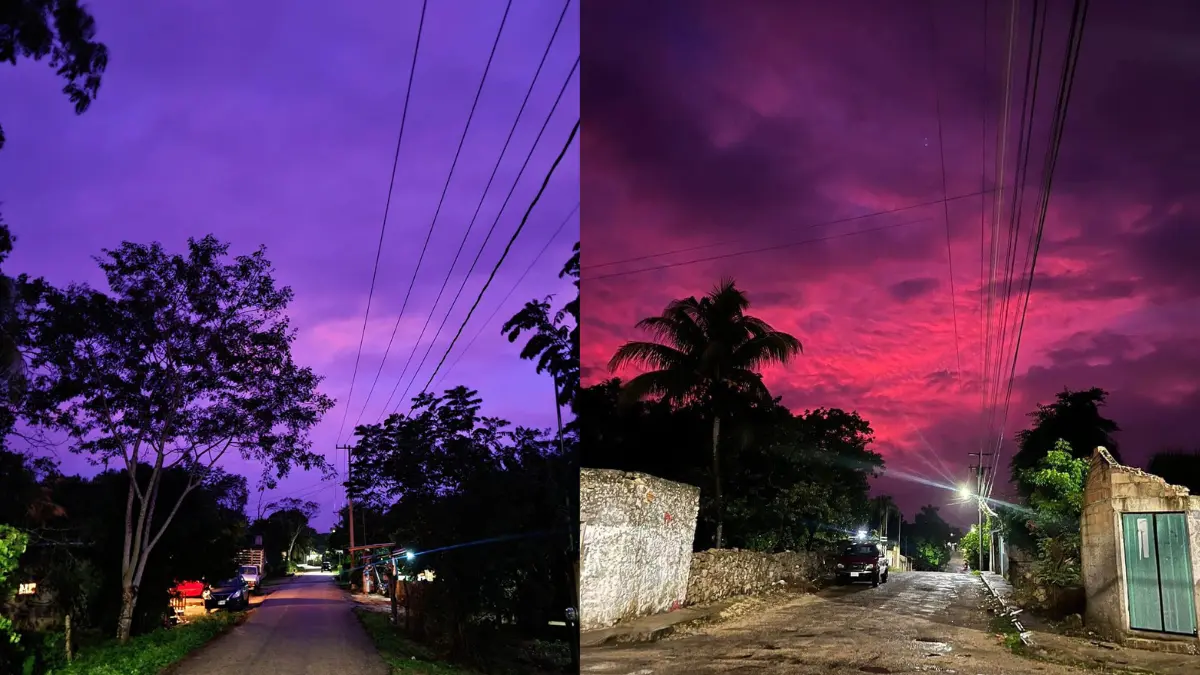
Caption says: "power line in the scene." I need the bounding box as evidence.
[347,0,514,434]
[927,0,964,380]
[332,0,428,477]
[988,0,1089,500]
[983,0,1050,498]
[376,7,574,421]
[584,217,936,282]
[585,189,992,271]
[410,119,580,403]
[435,202,578,389]
[383,58,579,418]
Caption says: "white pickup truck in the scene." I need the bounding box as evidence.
[237,564,262,592]
[235,547,266,593]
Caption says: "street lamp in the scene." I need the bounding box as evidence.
[958,484,972,500]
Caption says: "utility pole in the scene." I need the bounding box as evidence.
[967,452,992,573]
[550,373,578,670]
[337,444,356,577]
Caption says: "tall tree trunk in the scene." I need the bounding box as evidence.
[711,414,724,549]
[116,584,137,643]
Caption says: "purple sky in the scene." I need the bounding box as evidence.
[0,0,580,529]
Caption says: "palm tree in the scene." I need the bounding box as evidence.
[608,278,802,548]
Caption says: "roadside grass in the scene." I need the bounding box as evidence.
[987,613,1027,655]
[354,609,473,675]
[50,612,243,675]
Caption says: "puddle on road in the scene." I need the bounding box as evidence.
[910,636,953,656]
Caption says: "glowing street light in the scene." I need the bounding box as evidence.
[958,484,972,500]
[855,529,868,541]
[405,550,416,562]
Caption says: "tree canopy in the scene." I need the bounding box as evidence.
[1011,387,1120,494]
[608,278,802,548]
[21,235,334,642]
[0,0,109,151]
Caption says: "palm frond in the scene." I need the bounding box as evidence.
[620,369,698,406]
[607,341,688,373]
[733,332,803,370]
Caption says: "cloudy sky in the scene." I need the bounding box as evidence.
[0,0,580,528]
[581,0,1200,525]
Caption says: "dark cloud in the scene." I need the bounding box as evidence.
[583,0,1200,513]
[889,277,941,303]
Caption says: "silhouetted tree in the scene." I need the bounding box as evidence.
[502,242,579,409]
[1011,387,1121,496]
[1147,449,1200,494]
[22,236,334,643]
[0,0,109,150]
[608,279,803,547]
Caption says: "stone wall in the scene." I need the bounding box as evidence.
[685,548,829,606]
[579,469,700,631]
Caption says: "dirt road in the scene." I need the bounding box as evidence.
[582,571,1089,675]
[173,572,387,675]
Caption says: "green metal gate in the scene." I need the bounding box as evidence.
[1120,512,1197,635]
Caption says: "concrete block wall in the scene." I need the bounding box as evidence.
[579,469,699,631]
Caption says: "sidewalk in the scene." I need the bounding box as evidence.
[978,572,1200,673]
[978,571,1015,602]
[581,598,738,648]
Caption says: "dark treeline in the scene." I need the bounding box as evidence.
[581,279,961,568]
[330,244,581,671]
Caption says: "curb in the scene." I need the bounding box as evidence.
[977,573,1033,647]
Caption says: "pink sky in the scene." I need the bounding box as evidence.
[580,0,1200,525]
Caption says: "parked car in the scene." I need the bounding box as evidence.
[835,541,889,587]
[173,580,205,598]
[321,561,332,572]
[237,564,262,593]
[204,576,251,611]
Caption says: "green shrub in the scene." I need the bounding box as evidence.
[49,612,241,675]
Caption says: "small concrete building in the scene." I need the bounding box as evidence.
[1081,447,1199,648]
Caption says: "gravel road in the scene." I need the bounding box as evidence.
[582,570,1090,675]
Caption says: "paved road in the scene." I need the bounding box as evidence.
[173,572,388,675]
[582,571,1088,675]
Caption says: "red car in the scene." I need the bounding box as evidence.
[173,580,205,598]
[834,541,890,587]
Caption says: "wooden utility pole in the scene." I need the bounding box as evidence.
[337,444,356,575]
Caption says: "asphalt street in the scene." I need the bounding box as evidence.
[582,570,1091,675]
[172,572,387,675]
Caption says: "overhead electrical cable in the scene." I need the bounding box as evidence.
[988,0,1089,500]
[984,0,1051,498]
[378,18,576,419]
[434,202,578,389]
[347,0,514,431]
[408,119,581,404]
[928,1,964,380]
[988,0,1048,442]
[979,0,1020,476]
[331,0,428,462]
[586,218,936,282]
[383,59,580,417]
[977,0,991,456]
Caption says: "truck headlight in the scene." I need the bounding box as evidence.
[202,590,211,600]
[835,563,844,569]
[866,564,875,570]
